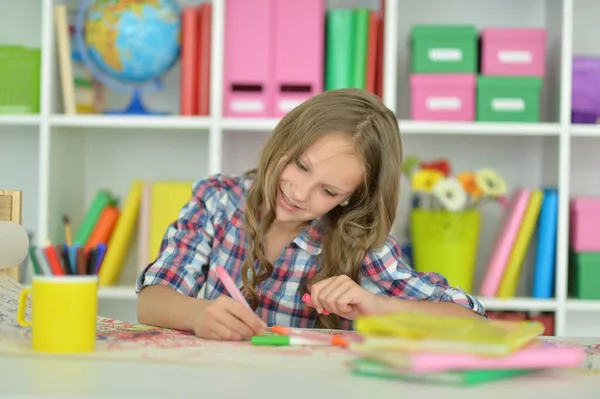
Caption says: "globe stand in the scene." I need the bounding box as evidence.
[104,89,168,116]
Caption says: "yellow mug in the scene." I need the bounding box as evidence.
[17,275,98,353]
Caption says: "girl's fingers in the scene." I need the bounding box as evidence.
[227,301,266,335]
[320,279,355,314]
[210,317,245,341]
[309,278,336,312]
[214,306,254,338]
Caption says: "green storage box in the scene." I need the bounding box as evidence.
[569,252,600,300]
[411,25,478,73]
[0,46,41,114]
[476,76,542,122]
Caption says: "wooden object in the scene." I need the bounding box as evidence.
[0,190,23,281]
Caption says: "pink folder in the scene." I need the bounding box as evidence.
[223,0,273,117]
[479,189,530,297]
[272,0,324,117]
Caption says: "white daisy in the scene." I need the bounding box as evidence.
[432,177,468,211]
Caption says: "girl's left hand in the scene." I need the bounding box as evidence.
[307,275,382,320]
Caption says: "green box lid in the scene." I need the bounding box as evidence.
[572,251,600,267]
[411,25,478,39]
[477,76,543,89]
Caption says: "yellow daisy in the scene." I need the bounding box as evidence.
[475,169,507,197]
[412,169,443,192]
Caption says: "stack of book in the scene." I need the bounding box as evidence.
[347,312,586,386]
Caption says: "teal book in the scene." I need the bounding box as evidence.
[350,359,537,386]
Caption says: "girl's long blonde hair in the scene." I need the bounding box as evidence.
[241,88,403,329]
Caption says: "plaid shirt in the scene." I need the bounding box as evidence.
[136,174,486,329]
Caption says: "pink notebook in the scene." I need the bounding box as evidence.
[360,346,586,373]
[479,189,530,297]
[406,346,585,373]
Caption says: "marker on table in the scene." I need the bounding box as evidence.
[302,293,330,315]
[271,325,348,348]
[251,335,332,347]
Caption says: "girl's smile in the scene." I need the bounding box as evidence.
[278,186,302,212]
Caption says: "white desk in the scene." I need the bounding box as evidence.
[1,353,600,399]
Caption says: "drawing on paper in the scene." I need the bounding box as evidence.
[0,274,357,371]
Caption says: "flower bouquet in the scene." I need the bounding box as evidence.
[402,156,508,211]
[402,156,508,293]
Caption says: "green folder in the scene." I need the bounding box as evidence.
[350,359,537,386]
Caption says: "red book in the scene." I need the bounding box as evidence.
[180,7,199,115]
[365,11,378,94]
[197,3,212,116]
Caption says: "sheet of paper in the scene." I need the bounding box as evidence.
[0,273,357,371]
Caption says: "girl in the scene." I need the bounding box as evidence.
[136,89,486,341]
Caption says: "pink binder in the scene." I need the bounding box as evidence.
[224,0,273,117]
[272,0,325,117]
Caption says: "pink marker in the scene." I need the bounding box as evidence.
[216,266,252,310]
[302,293,330,315]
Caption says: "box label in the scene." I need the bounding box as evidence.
[278,99,303,113]
[491,98,525,111]
[427,97,461,110]
[498,50,532,64]
[428,48,462,62]
[230,99,265,112]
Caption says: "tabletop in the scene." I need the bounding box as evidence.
[1,351,600,399]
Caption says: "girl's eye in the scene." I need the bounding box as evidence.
[295,158,307,171]
[322,187,335,197]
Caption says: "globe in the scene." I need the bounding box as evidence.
[75,0,181,115]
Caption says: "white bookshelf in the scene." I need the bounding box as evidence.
[3,0,600,336]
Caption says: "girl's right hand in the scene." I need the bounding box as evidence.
[192,296,267,341]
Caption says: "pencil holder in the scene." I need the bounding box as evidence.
[410,209,481,293]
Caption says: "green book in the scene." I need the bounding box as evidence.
[73,189,116,246]
[350,359,537,386]
[325,9,355,90]
[351,8,370,89]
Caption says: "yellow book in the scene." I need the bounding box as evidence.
[148,181,194,262]
[98,180,143,286]
[355,312,544,356]
[497,189,544,298]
